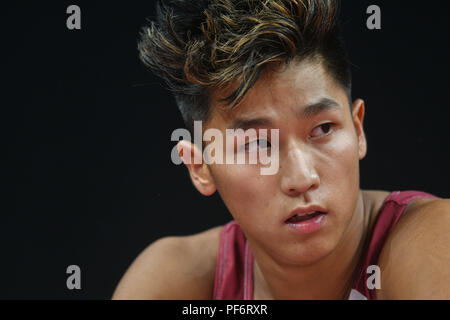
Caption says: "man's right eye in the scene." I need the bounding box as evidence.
[245,139,271,152]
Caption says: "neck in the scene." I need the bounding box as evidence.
[252,191,370,300]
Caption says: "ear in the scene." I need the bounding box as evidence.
[177,140,216,196]
[351,99,367,160]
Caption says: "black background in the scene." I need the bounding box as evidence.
[4,1,450,299]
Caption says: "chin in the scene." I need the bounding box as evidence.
[273,234,338,267]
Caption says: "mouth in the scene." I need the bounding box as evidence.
[284,206,328,234]
[285,211,325,223]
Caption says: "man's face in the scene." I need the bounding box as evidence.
[203,58,367,266]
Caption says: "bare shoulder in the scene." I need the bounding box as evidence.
[112,225,224,300]
[377,197,450,299]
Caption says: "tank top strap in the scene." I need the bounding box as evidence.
[351,190,439,299]
[213,220,254,300]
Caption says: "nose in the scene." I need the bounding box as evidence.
[280,141,320,197]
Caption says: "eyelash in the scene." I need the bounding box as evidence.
[309,122,335,140]
[244,139,271,152]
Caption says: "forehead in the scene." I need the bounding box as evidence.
[208,58,347,125]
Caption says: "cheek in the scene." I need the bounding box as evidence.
[320,129,360,183]
[210,164,277,219]
[318,129,361,220]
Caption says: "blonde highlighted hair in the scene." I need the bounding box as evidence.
[138,0,351,132]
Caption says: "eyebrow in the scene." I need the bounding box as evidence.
[227,97,341,130]
[228,118,272,131]
[300,98,341,119]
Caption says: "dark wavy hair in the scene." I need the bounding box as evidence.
[138,0,351,132]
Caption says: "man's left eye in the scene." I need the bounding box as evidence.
[310,123,333,138]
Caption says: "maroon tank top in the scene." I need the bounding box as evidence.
[212,190,438,300]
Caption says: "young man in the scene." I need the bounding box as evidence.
[113,0,450,299]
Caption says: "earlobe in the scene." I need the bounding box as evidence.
[351,99,367,160]
[177,140,217,196]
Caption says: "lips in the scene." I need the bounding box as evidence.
[284,205,327,224]
[284,206,328,234]
[286,211,323,223]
